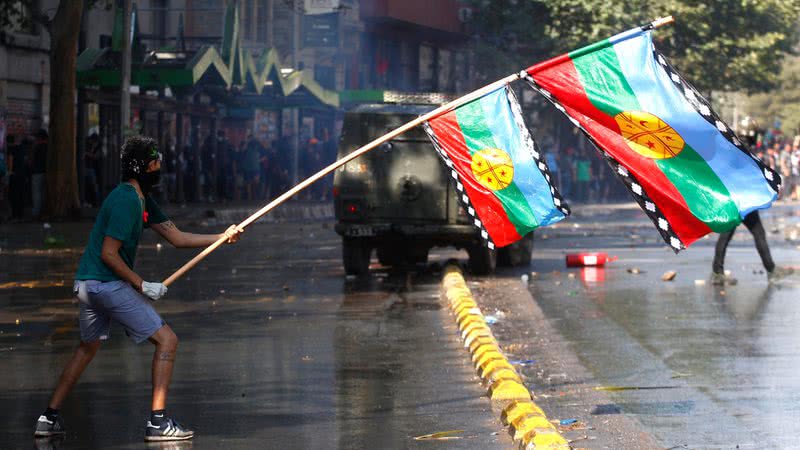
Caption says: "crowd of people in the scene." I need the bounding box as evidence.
[2,124,798,220]
[0,127,339,221]
[154,128,338,206]
[544,144,631,204]
[0,129,49,220]
[753,130,800,201]
[544,130,800,204]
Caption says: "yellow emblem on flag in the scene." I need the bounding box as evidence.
[471,148,514,191]
[615,111,685,159]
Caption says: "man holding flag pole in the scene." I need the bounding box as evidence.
[35,136,241,442]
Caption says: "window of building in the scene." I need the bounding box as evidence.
[314,65,335,90]
[437,48,453,93]
[418,44,435,92]
[5,0,37,35]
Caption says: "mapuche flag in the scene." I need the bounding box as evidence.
[423,86,569,248]
[525,27,780,251]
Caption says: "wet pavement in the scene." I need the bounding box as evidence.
[0,216,510,449]
[4,201,799,449]
[481,202,800,449]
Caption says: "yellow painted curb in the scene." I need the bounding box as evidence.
[441,264,569,449]
[461,321,491,338]
[484,367,523,385]
[456,307,482,322]
[459,315,486,330]
[489,379,532,401]
[471,344,503,364]
[464,328,494,347]
[454,302,479,315]
[469,336,498,353]
[522,429,571,449]
[501,401,545,425]
[481,359,515,379]
[474,350,505,369]
[512,415,557,442]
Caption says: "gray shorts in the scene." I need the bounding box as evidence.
[74,280,166,343]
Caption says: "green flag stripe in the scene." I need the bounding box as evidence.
[655,145,740,232]
[454,100,497,154]
[571,46,740,231]
[572,45,639,117]
[454,99,539,236]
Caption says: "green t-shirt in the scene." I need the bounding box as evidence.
[75,183,168,281]
[576,160,592,182]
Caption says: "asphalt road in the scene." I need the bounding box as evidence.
[0,217,509,449]
[480,202,800,449]
[3,201,798,449]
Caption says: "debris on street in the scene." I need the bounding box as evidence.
[662,271,677,281]
[413,430,464,441]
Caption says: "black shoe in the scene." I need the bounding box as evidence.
[768,266,795,283]
[34,414,65,437]
[144,418,194,442]
[710,272,738,286]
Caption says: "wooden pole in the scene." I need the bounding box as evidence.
[162,72,520,286]
[649,16,674,29]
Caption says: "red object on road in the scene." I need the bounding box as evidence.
[566,253,613,267]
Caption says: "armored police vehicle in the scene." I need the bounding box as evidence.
[333,97,534,276]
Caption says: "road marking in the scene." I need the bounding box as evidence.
[441,264,570,449]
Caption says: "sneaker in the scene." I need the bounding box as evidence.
[34,414,65,437]
[144,418,194,442]
[710,272,738,286]
[768,266,795,283]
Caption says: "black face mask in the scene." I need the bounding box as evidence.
[138,170,161,194]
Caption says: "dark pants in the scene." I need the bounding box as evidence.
[9,174,26,218]
[712,211,775,274]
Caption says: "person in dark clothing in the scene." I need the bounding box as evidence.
[201,136,216,202]
[711,210,793,285]
[7,135,30,219]
[31,129,48,217]
[84,133,101,207]
[215,131,231,201]
[242,134,262,200]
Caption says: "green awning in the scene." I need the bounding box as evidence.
[77,2,338,107]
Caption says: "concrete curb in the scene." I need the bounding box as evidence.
[442,264,571,450]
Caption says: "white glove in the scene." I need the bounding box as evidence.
[141,281,168,301]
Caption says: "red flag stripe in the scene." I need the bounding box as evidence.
[429,111,522,246]
[532,61,711,245]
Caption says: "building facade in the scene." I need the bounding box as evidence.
[1,0,473,209]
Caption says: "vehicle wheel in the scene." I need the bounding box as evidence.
[497,233,533,267]
[343,238,371,276]
[409,247,429,265]
[467,245,497,275]
[377,245,402,266]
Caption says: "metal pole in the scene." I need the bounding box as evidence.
[120,0,132,143]
[291,0,300,185]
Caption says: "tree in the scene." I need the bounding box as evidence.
[466,0,800,94]
[1,0,108,218]
[43,1,85,218]
[746,55,800,135]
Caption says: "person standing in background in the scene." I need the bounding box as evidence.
[574,149,592,202]
[7,134,29,220]
[31,129,48,218]
[790,141,800,201]
[84,134,101,207]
